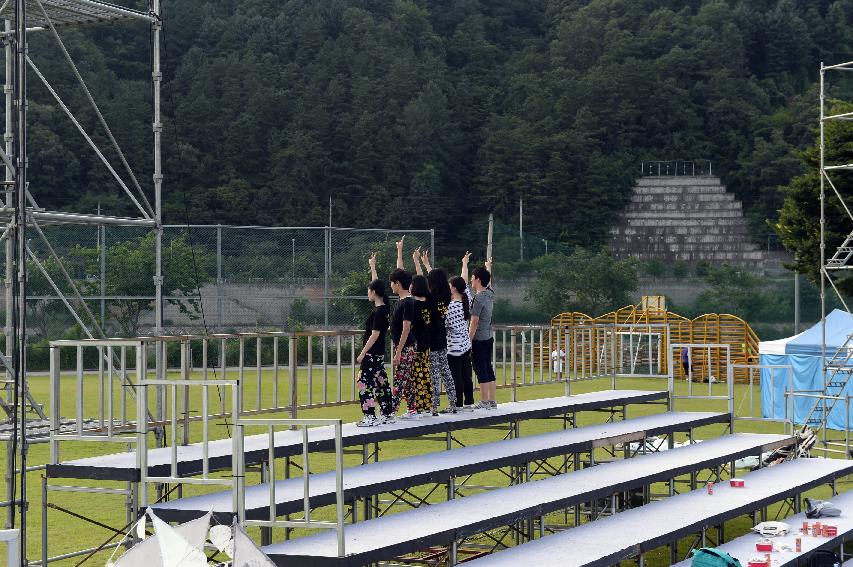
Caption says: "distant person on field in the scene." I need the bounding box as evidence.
[462,252,497,409]
[355,256,395,427]
[551,348,565,374]
[681,347,692,380]
[415,248,458,414]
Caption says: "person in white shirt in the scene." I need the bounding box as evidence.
[551,348,566,374]
[447,275,474,410]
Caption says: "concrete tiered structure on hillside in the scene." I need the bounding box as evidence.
[610,174,772,270]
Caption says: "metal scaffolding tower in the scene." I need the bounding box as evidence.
[0,1,161,563]
[804,60,853,452]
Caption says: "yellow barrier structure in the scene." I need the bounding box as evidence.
[550,299,759,383]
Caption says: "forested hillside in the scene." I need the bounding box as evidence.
[24,0,853,253]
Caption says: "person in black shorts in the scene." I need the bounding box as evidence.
[462,253,497,409]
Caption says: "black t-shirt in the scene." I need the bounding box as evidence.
[428,298,448,352]
[408,298,431,352]
[391,296,415,348]
[363,304,390,356]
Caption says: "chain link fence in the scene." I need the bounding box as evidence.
[23,225,434,349]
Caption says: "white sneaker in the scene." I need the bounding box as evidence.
[356,415,378,427]
[398,410,421,420]
[379,414,396,425]
[474,401,491,410]
[461,405,475,412]
[488,401,498,410]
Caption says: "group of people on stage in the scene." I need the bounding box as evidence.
[354,237,497,427]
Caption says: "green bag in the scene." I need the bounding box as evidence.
[690,548,743,567]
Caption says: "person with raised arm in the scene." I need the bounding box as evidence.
[462,252,497,409]
[446,257,474,411]
[355,252,395,427]
[399,250,433,417]
[415,249,458,414]
[387,236,418,417]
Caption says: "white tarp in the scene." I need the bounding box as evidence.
[232,523,276,567]
[113,511,210,567]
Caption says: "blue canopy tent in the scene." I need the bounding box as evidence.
[759,309,853,430]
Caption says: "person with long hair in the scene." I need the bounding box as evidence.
[415,249,458,414]
[462,252,497,409]
[396,271,433,418]
[356,253,395,427]
[447,274,474,410]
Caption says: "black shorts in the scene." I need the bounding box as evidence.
[471,338,496,383]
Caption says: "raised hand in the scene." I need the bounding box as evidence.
[461,250,472,280]
[411,246,421,262]
[395,236,406,269]
[369,251,378,280]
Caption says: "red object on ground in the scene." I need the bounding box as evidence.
[748,560,768,567]
[730,478,745,487]
[826,525,838,537]
[756,540,773,552]
[796,537,802,552]
[707,481,714,495]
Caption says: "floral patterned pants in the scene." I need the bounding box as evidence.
[393,345,416,413]
[412,349,432,412]
[429,349,457,411]
[357,354,394,417]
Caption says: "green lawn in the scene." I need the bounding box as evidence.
[3,370,850,566]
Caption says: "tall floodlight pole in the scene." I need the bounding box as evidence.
[519,198,523,261]
[13,0,28,555]
[487,213,493,261]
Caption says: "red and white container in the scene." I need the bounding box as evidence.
[730,478,745,488]
[825,525,837,537]
[756,539,773,552]
[748,559,768,567]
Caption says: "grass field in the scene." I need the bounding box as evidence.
[2,369,849,566]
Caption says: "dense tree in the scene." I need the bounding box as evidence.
[18,0,853,256]
[776,100,853,295]
[527,248,638,316]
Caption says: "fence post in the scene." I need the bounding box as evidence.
[289,335,298,418]
[430,229,435,261]
[510,328,517,402]
[216,225,223,332]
